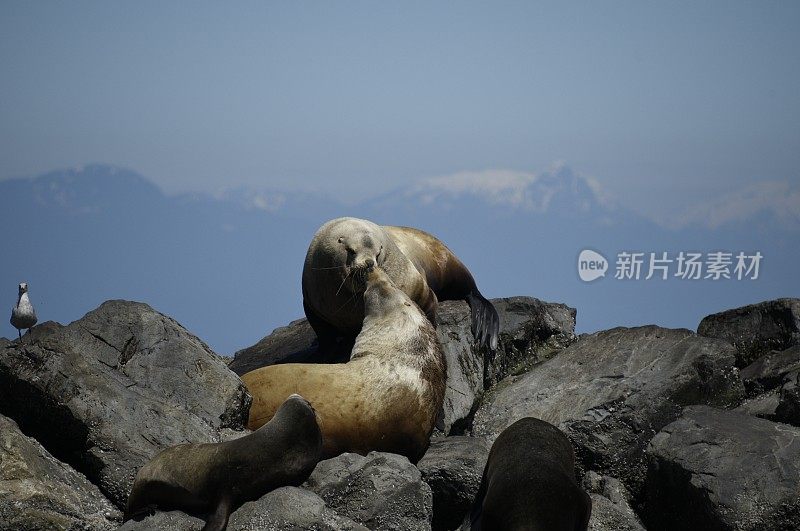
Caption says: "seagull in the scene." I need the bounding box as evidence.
[11,282,37,339]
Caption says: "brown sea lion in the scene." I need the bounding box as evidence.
[302,217,499,355]
[124,394,322,531]
[463,417,592,531]
[242,266,446,463]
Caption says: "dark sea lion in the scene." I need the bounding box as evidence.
[302,217,499,355]
[243,266,446,463]
[124,394,322,531]
[464,417,591,531]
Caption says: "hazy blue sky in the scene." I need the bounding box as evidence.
[2,2,799,217]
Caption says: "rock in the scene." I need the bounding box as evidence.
[487,296,577,387]
[775,372,800,426]
[416,436,491,531]
[0,413,120,531]
[582,472,645,531]
[229,318,319,375]
[740,346,800,396]
[228,487,367,530]
[697,298,800,367]
[435,301,484,435]
[0,300,251,509]
[645,405,800,530]
[117,511,204,530]
[304,451,433,531]
[472,326,744,495]
[735,390,781,419]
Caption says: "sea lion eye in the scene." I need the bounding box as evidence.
[337,237,344,244]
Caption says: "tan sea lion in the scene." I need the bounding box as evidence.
[243,266,446,463]
[302,217,499,355]
[463,417,592,531]
[123,394,322,531]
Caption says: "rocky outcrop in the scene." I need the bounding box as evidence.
[697,298,800,367]
[0,301,251,509]
[0,413,120,531]
[229,318,320,375]
[304,452,433,531]
[739,345,800,396]
[736,346,800,425]
[645,406,800,530]
[583,472,645,531]
[487,296,577,386]
[117,511,204,530]
[416,436,491,531]
[776,372,800,426]
[228,487,367,530]
[473,326,744,495]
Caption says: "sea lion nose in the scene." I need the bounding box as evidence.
[365,258,375,269]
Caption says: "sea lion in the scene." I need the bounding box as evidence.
[302,217,499,355]
[10,282,37,339]
[463,417,591,531]
[124,394,322,531]
[243,266,446,463]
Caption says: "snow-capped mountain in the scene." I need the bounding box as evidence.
[1,165,797,355]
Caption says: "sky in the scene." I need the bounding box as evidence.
[2,2,799,219]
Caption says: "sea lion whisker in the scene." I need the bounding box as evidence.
[334,270,351,297]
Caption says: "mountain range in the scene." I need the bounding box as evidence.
[1,164,797,354]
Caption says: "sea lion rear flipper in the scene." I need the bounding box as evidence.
[466,290,499,352]
[201,496,232,531]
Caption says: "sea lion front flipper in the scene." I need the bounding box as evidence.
[201,496,232,531]
[466,290,499,352]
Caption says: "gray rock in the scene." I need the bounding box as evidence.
[304,452,433,531]
[0,300,251,509]
[473,326,744,495]
[228,487,368,530]
[776,372,800,426]
[229,318,320,375]
[0,413,120,531]
[117,511,203,530]
[740,345,800,396]
[487,296,577,387]
[416,436,491,531]
[735,390,781,419]
[697,298,800,367]
[582,472,645,531]
[435,301,484,435]
[645,405,800,530]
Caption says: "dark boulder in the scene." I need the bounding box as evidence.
[487,296,577,387]
[582,472,645,531]
[645,405,800,530]
[775,372,800,426]
[697,298,800,367]
[304,451,433,531]
[416,436,491,531]
[0,300,251,509]
[229,318,320,375]
[739,345,800,396]
[0,413,120,531]
[473,326,744,496]
[117,511,203,530]
[228,487,367,530]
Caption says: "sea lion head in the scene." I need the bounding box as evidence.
[363,267,412,319]
[275,393,319,425]
[329,218,385,288]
